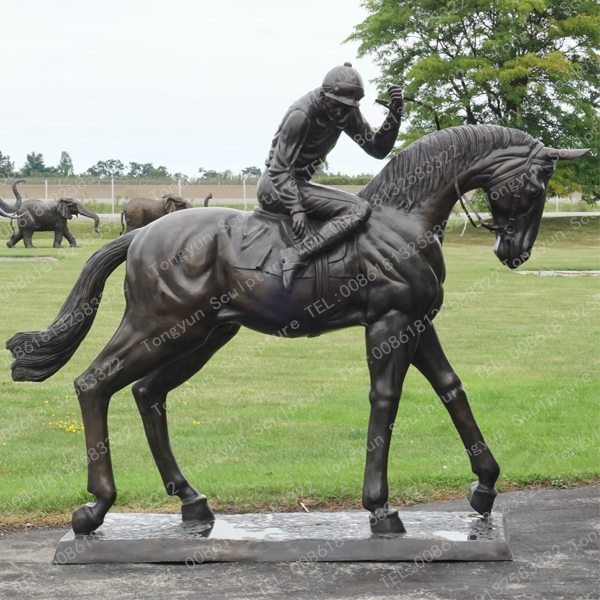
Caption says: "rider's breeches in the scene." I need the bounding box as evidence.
[257,175,372,260]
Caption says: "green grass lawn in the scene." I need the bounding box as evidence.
[0,216,598,525]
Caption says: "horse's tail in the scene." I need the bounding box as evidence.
[6,231,140,382]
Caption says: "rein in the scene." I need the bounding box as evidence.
[375,98,441,131]
[454,141,545,237]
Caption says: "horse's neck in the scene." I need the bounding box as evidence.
[411,147,518,229]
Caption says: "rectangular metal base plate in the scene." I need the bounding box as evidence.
[53,510,511,564]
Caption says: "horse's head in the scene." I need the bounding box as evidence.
[485,144,589,269]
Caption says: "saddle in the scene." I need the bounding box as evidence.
[234,207,360,280]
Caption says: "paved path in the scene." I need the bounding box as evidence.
[0,486,598,599]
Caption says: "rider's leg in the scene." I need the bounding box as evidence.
[256,169,289,216]
[298,183,371,253]
[281,182,372,291]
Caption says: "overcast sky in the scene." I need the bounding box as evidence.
[3,0,400,178]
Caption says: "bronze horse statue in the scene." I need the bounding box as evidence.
[6,125,587,535]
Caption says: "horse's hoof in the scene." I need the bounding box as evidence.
[182,495,215,522]
[468,481,497,517]
[72,503,104,534]
[370,507,406,534]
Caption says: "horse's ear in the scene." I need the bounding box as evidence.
[539,147,590,162]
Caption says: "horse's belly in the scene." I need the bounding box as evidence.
[216,269,366,337]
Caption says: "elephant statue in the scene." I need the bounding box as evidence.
[0,178,26,215]
[119,193,195,234]
[0,195,100,249]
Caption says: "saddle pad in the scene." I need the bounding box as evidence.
[235,210,359,279]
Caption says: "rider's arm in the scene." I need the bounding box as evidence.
[345,108,401,160]
[268,109,310,215]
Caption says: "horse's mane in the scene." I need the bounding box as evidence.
[358,125,538,211]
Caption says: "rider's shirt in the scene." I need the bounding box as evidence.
[265,88,399,215]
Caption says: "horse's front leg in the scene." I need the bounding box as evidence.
[363,310,420,534]
[411,323,500,516]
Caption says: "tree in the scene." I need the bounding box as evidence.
[127,162,170,178]
[56,151,74,177]
[153,165,171,178]
[172,172,189,183]
[242,166,262,177]
[87,159,125,178]
[200,169,219,179]
[20,152,50,177]
[349,0,600,199]
[127,162,144,178]
[0,151,15,178]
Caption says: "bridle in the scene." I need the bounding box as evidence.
[455,141,545,238]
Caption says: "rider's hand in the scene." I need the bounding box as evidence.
[387,84,404,116]
[292,211,307,239]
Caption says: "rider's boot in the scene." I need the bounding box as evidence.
[281,233,326,293]
[281,211,363,293]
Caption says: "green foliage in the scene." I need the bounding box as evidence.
[86,159,125,178]
[20,152,58,178]
[312,160,374,184]
[349,0,600,199]
[172,172,189,183]
[198,168,238,181]
[313,174,373,185]
[0,151,15,179]
[242,166,262,177]
[56,151,74,177]
[0,218,597,518]
[127,162,170,178]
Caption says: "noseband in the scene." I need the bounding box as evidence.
[456,141,545,238]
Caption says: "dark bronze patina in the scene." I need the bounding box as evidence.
[119,194,196,234]
[0,182,100,248]
[6,123,587,536]
[258,63,404,292]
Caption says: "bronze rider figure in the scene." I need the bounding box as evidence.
[257,62,404,292]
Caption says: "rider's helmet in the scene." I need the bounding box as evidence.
[322,62,365,107]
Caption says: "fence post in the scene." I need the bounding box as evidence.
[45,179,48,200]
[243,175,247,211]
[111,178,115,214]
[178,178,181,196]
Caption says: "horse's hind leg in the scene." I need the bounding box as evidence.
[71,315,215,534]
[132,323,241,522]
[411,323,500,516]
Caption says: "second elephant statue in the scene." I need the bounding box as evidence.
[120,193,212,233]
[120,194,193,234]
